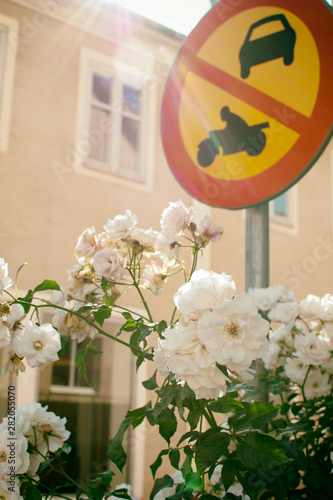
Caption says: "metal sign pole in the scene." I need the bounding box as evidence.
[245,202,269,290]
[245,202,269,402]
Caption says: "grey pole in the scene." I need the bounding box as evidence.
[245,202,269,290]
[245,202,270,402]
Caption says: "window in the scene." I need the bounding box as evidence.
[0,14,18,152]
[269,185,298,233]
[75,48,157,189]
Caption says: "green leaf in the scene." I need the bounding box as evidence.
[34,279,61,293]
[169,448,180,470]
[209,394,244,414]
[149,475,174,500]
[21,481,42,500]
[57,334,70,359]
[236,431,291,470]
[195,428,230,472]
[107,488,132,499]
[156,320,168,335]
[150,449,169,479]
[216,362,230,378]
[138,323,153,341]
[107,418,132,472]
[126,402,151,429]
[158,407,177,444]
[222,459,236,492]
[177,431,200,446]
[233,402,279,432]
[87,344,103,355]
[187,407,202,431]
[93,305,111,326]
[142,370,158,390]
[17,290,34,313]
[75,350,89,386]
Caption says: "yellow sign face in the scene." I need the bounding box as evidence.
[179,7,319,182]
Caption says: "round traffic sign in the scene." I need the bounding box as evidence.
[161,0,333,209]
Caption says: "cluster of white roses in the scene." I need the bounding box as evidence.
[249,286,333,399]
[0,263,61,375]
[0,402,70,500]
[154,270,270,399]
[52,200,223,343]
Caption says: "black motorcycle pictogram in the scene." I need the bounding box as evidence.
[197,106,269,168]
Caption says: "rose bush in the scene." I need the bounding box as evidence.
[0,201,332,499]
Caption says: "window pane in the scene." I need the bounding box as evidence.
[121,117,140,173]
[123,85,141,115]
[88,106,111,163]
[92,74,112,104]
[52,346,70,386]
[273,193,288,216]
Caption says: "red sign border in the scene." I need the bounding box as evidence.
[161,0,333,209]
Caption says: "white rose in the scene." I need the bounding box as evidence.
[160,200,192,238]
[196,215,223,243]
[0,430,29,475]
[142,261,165,295]
[294,331,331,366]
[156,322,229,399]
[197,293,269,373]
[92,248,126,280]
[319,294,333,321]
[0,258,13,292]
[75,226,99,261]
[247,285,294,312]
[154,234,180,267]
[104,210,138,239]
[5,303,25,331]
[304,368,331,399]
[299,294,321,320]
[49,284,68,307]
[0,476,23,500]
[129,227,159,250]
[0,323,10,349]
[11,322,61,368]
[174,269,236,321]
[262,342,281,370]
[284,357,308,384]
[268,301,298,324]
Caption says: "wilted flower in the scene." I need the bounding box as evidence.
[4,303,25,331]
[196,215,223,243]
[160,201,192,238]
[129,227,159,251]
[52,307,96,343]
[11,322,61,368]
[104,210,138,239]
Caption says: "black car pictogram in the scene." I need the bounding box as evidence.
[239,14,296,79]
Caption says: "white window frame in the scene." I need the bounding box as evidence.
[269,184,298,235]
[75,48,157,191]
[0,14,18,152]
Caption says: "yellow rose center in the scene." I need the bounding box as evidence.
[223,320,242,340]
[33,340,43,351]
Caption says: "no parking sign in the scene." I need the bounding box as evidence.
[161,0,333,209]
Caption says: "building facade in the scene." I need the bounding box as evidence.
[0,0,332,498]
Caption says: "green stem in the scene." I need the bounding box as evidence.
[15,301,144,356]
[30,477,74,500]
[127,268,153,322]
